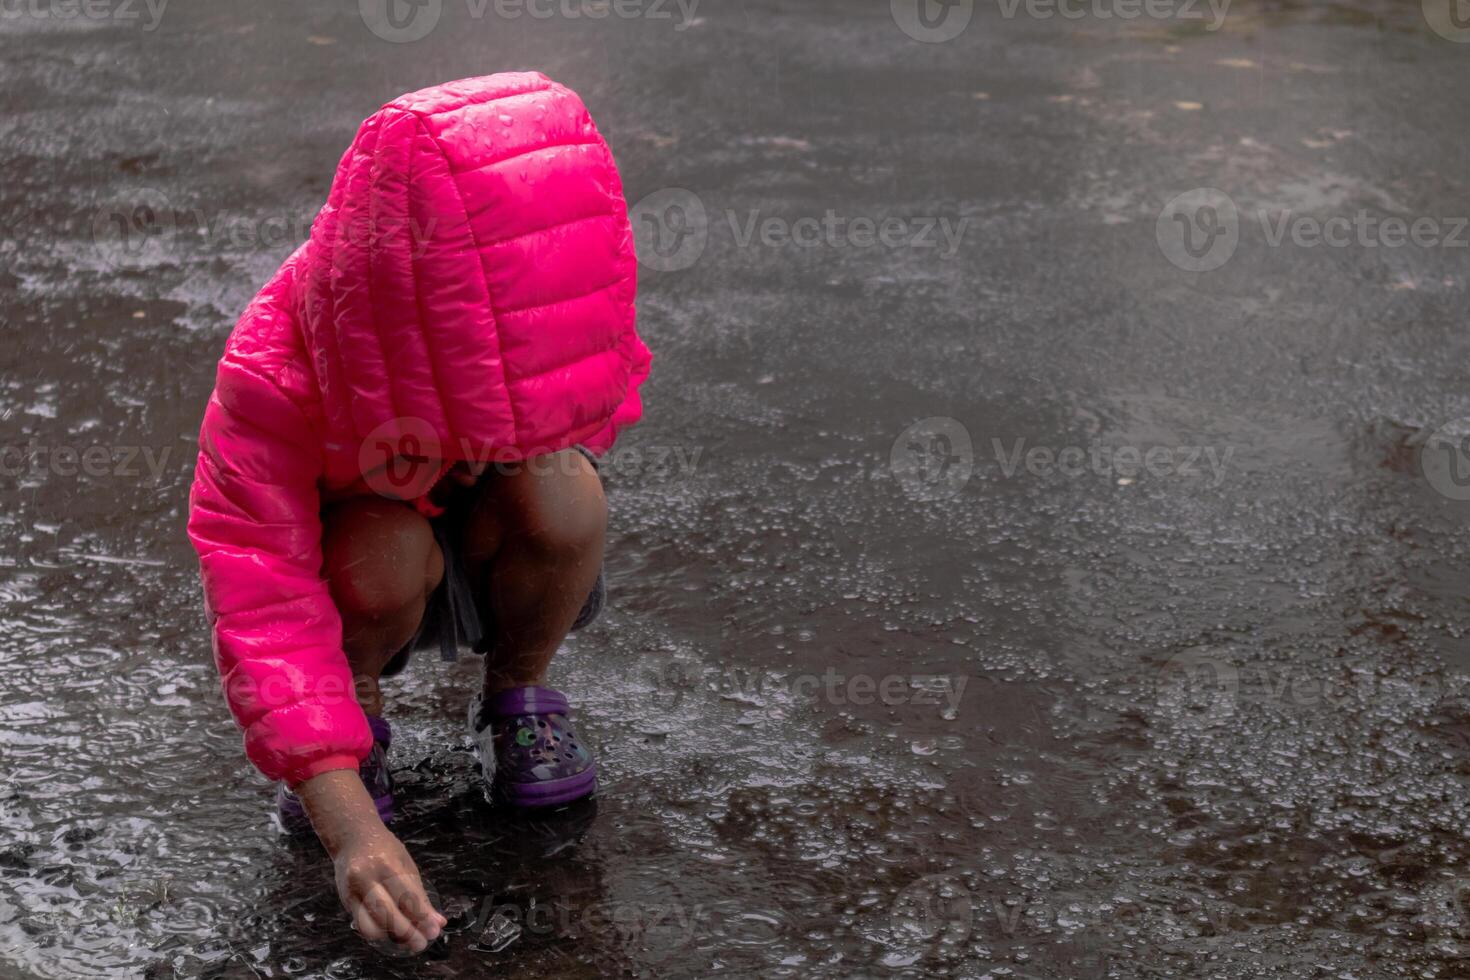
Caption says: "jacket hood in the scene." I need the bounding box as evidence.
[294,72,640,467]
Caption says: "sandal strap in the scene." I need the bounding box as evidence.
[366,713,392,749]
[484,685,570,718]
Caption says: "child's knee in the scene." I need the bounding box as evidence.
[323,498,443,620]
[508,452,607,558]
[535,502,606,560]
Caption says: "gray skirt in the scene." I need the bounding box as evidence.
[381,451,606,677]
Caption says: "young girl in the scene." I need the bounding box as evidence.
[186,72,651,953]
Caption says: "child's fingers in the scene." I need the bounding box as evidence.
[352,899,388,942]
[401,891,445,938]
[406,904,443,942]
[362,883,429,951]
[387,875,445,940]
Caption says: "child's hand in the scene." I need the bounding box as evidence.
[297,769,447,953]
[332,825,446,952]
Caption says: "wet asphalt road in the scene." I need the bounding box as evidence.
[5,0,1470,977]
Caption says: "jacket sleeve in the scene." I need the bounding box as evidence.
[187,357,372,787]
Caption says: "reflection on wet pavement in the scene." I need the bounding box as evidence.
[4,0,1470,976]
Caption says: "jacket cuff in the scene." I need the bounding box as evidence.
[284,753,363,790]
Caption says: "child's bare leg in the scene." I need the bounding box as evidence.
[459,449,607,696]
[322,497,445,716]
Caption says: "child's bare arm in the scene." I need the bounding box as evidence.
[299,771,446,952]
[188,360,442,949]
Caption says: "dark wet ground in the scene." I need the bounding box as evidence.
[5,0,1470,976]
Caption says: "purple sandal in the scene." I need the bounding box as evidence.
[468,686,597,808]
[276,714,395,832]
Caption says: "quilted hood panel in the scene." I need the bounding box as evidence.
[296,71,643,464]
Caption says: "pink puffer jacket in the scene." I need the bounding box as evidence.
[186,73,650,786]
